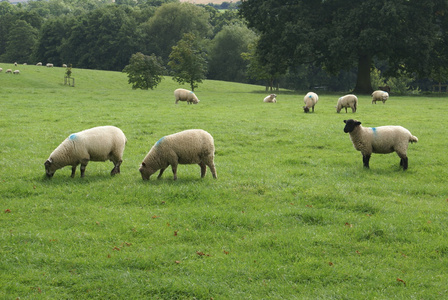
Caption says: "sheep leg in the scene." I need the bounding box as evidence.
[312,106,315,113]
[110,160,122,176]
[208,163,217,179]
[344,107,348,113]
[171,164,178,180]
[80,164,87,177]
[400,157,408,170]
[199,162,207,177]
[157,168,166,179]
[362,155,370,168]
[71,166,77,178]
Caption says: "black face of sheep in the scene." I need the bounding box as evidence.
[44,159,56,178]
[303,106,310,113]
[139,162,154,180]
[343,119,361,133]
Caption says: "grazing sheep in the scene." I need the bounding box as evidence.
[371,90,389,104]
[139,129,217,180]
[46,63,54,67]
[174,88,200,104]
[23,63,27,65]
[303,92,318,113]
[336,94,358,113]
[44,126,127,178]
[5,69,12,74]
[13,70,20,75]
[36,62,42,66]
[0,68,2,72]
[62,64,67,68]
[263,94,277,103]
[14,62,17,66]
[343,119,418,170]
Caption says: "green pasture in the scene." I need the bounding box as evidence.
[1,63,447,299]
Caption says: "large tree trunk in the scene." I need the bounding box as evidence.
[353,54,373,94]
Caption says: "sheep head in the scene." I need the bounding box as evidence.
[343,119,362,133]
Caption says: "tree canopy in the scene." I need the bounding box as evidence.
[240,0,448,93]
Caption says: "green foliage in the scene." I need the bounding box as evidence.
[1,19,37,63]
[207,24,256,83]
[371,68,420,95]
[168,33,207,91]
[122,52,165,90]
[1,64,448,298]
[240,0,448,93]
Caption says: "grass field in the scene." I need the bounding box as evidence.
[1,63,448,299]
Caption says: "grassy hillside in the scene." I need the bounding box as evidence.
[1,63,448,299]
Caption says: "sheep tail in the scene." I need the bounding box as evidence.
[410,135,418,143]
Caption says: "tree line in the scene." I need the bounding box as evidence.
[1,0,447,92]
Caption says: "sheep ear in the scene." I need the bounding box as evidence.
[355,121,362,126]
[141,162,146,167]
[343,120,347,123]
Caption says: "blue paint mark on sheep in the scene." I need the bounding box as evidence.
[156,137,165,146]
[372,127,377,136]
[69,134,77,140]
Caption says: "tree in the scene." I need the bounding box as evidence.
[208,24,257,83]
[240,0,448,94]
[138,2,211,61]
[122,52,165,90]
[168,33,207,91]
[1,20,37,63]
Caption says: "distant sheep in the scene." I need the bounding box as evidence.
[336,94,358,113]
[303,92,318,113]
[139,129,217,180]
[343,119,418,170]
[174,88,200,104]
[5,69,12,74]
[263,94,277,103]
[13,70,20,75]
[36,62,42,66]
[44,126,127,178]
[371,90,389,104]
[0,68,2,72]
[62,64,67,68]
[14,62,17,66]
[46,63,54,67]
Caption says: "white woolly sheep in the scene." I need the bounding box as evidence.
[36,62,42,66]
[139,129,217,180]
[174,88,200,104]
[371,90,389,104]
[303,92,318,113]
[13,70,20,75]
[343,119,418,170]
[0,68,2,72]
[14,62,17,66]
[263,94,277,103]
[62,64,67,68]
[5,69,12,74]
[336,94,358,113]
[44,126,127,178]
[46,63,54,67]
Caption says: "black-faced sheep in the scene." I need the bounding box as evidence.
[5,69,12,74]
[174,88,200,104]
[303,92,318,113]
[139,129,217,180]
[46,63,54,67]
[372,90,389,104]
[263,94,277,103]
[343,119,418,170]
[336,94,358,113]
[13,70,20,75]
[36,62,42,66]
[44,126,127,178]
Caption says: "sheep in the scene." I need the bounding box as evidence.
[14,62,17,66]
[263,94,277,103]
[13,70,20,75]
[44,126,127,178]
[371,90,389,104]
[139,129,217,180]
[5,69,12,74]
[46,63,54,67]
[0,68,2,72]
[303,92,318,113]
[174,88,200,104]
[36,62,42,66]
[343,119,418,170]
[336,94,358,113]
[62,64,67,68]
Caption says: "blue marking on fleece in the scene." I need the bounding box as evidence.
[189,91,194,94]
[69,134,76,140]
[372,127,377,135]
[308,95,312,98]
[156,136,165,146]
